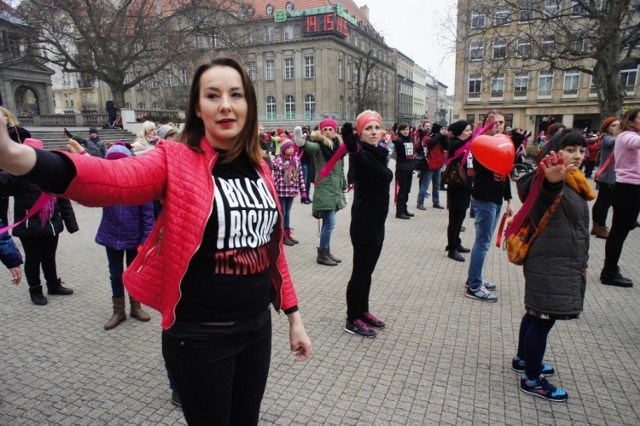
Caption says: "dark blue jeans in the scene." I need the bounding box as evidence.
[105,247,138,298]
[279,196,294,229]
[162,311,272,425]
[467,198,502,288]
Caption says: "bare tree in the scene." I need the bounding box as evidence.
[458,0,640,119]
[352,49,386,114]
[14,0,244,109]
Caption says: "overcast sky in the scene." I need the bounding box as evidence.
[355,0,458,95]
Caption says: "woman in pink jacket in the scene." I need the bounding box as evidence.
[0,57,312,425]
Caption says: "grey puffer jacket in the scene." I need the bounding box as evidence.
[517,172,590,318]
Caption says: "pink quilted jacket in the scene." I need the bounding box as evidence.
[60,138,298,329]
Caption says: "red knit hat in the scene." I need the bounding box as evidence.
[600,117,618,134]
[319,119,337,131]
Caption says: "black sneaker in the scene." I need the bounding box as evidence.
[344,319,377,338]
[361,312,385,329]
[520,375,568,402]
[511,355,555,376]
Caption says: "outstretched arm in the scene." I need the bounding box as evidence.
[0,118,37,175]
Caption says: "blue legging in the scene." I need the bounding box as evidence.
[516,313,556,379]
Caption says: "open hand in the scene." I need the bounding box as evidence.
[539,150,575,183]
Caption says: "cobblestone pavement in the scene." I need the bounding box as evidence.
[1,177,639,425]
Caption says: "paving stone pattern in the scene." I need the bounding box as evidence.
[1,177,639,425]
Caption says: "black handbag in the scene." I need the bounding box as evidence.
[443,163,467,186]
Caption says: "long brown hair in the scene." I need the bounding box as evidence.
[621,108,640,132]
[180,57,261,165]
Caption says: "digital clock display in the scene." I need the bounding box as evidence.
[303,13,349,38]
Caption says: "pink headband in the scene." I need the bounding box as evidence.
[356,113,382,135]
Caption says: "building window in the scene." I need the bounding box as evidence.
[285,95,295,119]
[539,70,554,96]
[194,34,202,48]
[495,6,509,25]
[266,96,276,120]
[283,24,293,41]
[347,97,352,119]
[468,74,482,99]
[589,77,598,96]
[519,1,534,22]
[151,76,159,89]
[469,41,484,61]
[152,101,161,109]
[265,26,273,42]
[620,65,638,93]
[339,96,344,120]
[563,69,580,95]
[247,61,257,81]
[304,56,315,78]
[265,59,275,81]
[284,58,294,79]
[541,36,556,55]
[347,62,351,82]
[490,74,505,98]
[471,12,486,28]
[544,0,560,15]
[247,29,255,45]
[304,94,315,120]
[166,68,173,87]
[571,0,586,16]
[181,68,188,86]
[514,72,529,97]
[516,38,531,57]
[138,102,146,109]
[569,37,584,53]
[493,38,507,59]
[339,59,343,80]
[210,34,219,48]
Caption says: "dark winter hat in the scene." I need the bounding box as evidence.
[105,144,132,160]
[448,120,470,138]
[89,127,98,134]
[431,123,443,134]
[600,117,618,134]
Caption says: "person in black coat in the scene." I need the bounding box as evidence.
[341,111,393,339]
[0,107,31,225]
[445,120,473,262]
[0,139,78,305]
[394,123,415,219]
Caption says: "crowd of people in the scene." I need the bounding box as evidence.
[0,56,639,422]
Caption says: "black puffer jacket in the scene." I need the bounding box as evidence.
[0,173,79,238]
[517,172,589,317]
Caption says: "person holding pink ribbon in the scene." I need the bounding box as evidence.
[293,118,347,266]
[340,110,393,338]
[0,138,78,305]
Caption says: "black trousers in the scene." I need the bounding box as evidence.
[19,235,59,288]
[395,169,413,213]
[604,183,640,272]
[162,311,272,426]
[447,208,467,249]
[0,196,8,226]
[592,182,613,226]
[346,223,384,322]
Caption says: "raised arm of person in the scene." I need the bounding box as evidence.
[0,120,37,175]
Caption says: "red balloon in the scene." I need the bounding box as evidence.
[471,134,515,175]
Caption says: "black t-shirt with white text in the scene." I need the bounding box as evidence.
[175,152,279,323]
